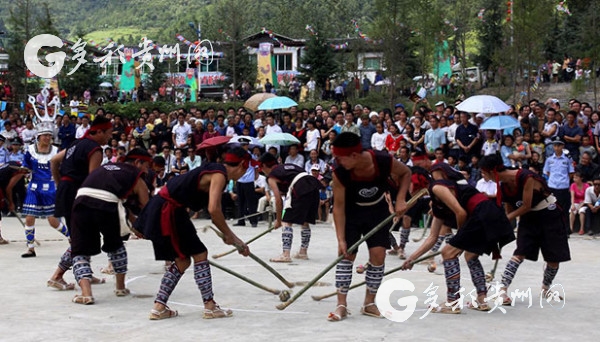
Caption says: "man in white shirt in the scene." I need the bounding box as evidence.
[75,116,90,139]
[172,113,192,149]
[69,95,80,117]
[446,115,460,159]
[21,119,38,145]
[476,173,497,199]
[307,78,316,101]
[284,144,304,168]
[265,114,282,152]
[184,147,202,170]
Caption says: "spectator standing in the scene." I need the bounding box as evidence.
[544,138,575,233]
[455,112,480,160]
[358,114,376,150]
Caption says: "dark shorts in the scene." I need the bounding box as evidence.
[136,196,208,261]
[70,203,123,257]
[450,201,515,255]
[345,202,392,254]
[515,207,571,262]
[282,187,319,225]
[54,181,78,219]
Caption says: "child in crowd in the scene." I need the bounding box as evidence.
[481,129,499,156]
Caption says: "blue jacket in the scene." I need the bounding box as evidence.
[58,123,76,150]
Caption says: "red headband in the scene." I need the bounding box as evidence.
[224,153,250,165]
[126,154,153,163]
[89,122,113,132]
[332,144,362,157]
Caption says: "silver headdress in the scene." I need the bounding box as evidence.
[28,87,59,136]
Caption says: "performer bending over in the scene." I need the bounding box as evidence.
[403,163,514,313]
[480,154,570,305]
[0,162,30,245]
[328,132,411,321]
[70,149,151,304]
[135,147,250,320]
[259,153,321,262]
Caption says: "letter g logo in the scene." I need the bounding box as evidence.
[375,278,419,323]
[24,34,66,79]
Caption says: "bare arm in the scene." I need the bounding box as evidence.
[268,177,283,228]
[506,177,534,221]
[88,150,102,174]
[332,173,348,257]
[51,149,66,187]
[6,173,27,211]
[205,173,249,255]
[391,158,412,216]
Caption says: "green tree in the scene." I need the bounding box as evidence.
[59,28,101,99]
[146,54,169,94]
[475,0,504,73]
[371,0,420,106]
[209,0,256,93]
[297,35,339,89]
[5,0,36,102]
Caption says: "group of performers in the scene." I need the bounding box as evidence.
[0,125,570,321]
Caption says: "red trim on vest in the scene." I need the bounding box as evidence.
[466,193,489,215]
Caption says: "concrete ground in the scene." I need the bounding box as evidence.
[0,216,597,342]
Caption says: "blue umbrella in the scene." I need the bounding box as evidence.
[257,96,298,110]
[480,115,520,130]
[259,133,300,146]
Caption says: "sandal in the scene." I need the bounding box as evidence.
[91,277,106,285]
[100,267,115,275]
[72,295,95,305]
[47,279,75,291]
[360,303,383,318]
[501,295,512,306]
[203,304,233,319]
[387,247,399,256]
[293,252,309,260]
[0,237,9,245]
[431,303,462,314]
[114,288,131,297]
[21,250,36,258]
[149,306,178,320]
[269,254,292,263]
[397,249,406,260]
[327,304,350,322]
[467,299,491,311]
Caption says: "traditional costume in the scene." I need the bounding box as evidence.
[261,155,321,262]
[428,163,514,312]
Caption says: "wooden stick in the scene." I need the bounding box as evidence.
[311,250,442,301]
[276,188,428,310]
[212,217,276,259]
[203,225,295,288]
[12,211,41,246]
[209,260,281,295]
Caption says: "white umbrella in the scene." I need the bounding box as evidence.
[99,82,112,88]
[456,95,510,114]
[374,79,390,86]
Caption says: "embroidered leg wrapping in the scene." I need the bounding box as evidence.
[108,246,128,274]
[58,247,73,271]
[194,260,214,303]
[443,258,461,302]
[444,233,454,243]
[155,263,183,306]
[431,235,445,253]
[55,223,70,238]
[335,259,353,295]
[25,225,35,248]
[399,228,411,249]
[542,265,559,287]
[365,264,385,294]
[282,226,293,251]
[72,255,92,283]
[500,257,523,288]
[467,258,487,295]
[300,225,311,249]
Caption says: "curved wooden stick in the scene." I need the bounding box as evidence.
[212,214,275,259]
[311,250,442,301]
[209,260,281,295]
[276,188,428,310]
[204,225,295,288]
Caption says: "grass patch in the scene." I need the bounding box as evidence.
[83,27,161,45]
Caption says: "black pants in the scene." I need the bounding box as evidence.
[237,182,258,225]
[550,187,570,234]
